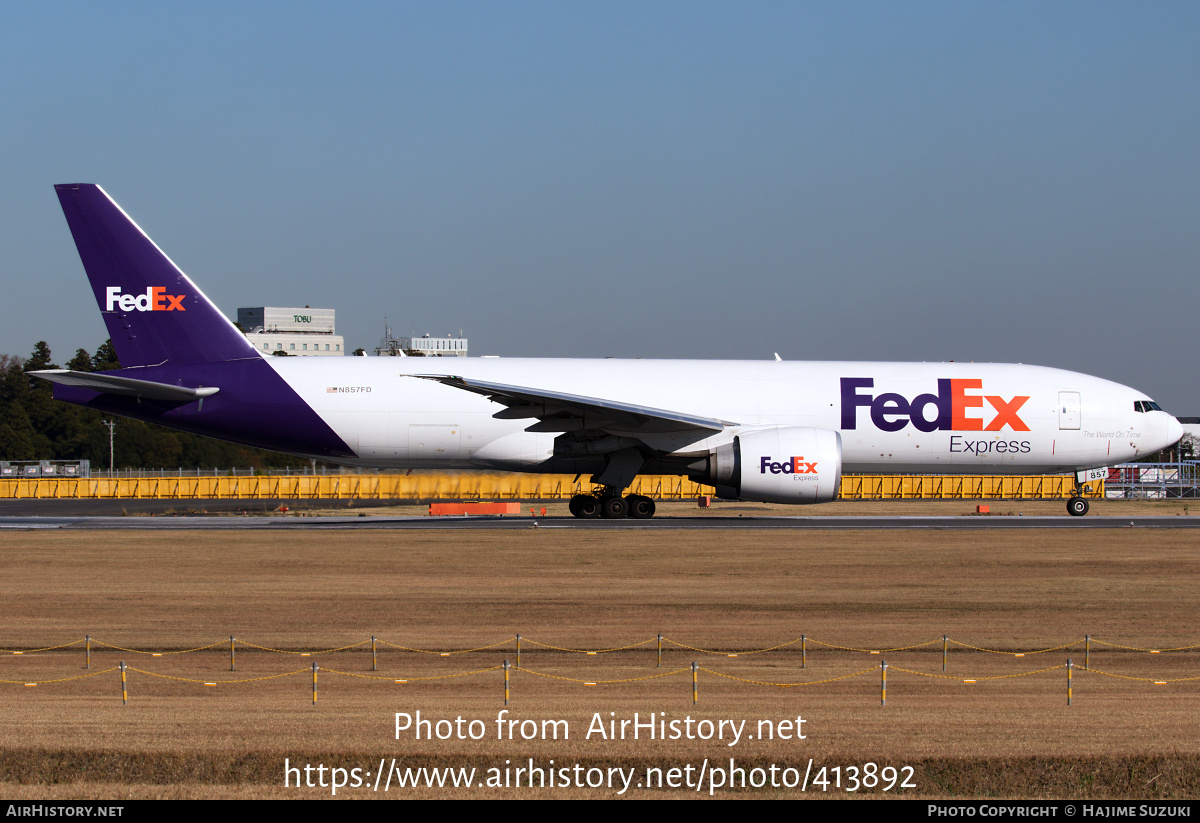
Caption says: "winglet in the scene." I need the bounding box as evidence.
[54,185,259,368]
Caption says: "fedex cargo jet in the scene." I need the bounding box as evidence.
[34,185,1183,518]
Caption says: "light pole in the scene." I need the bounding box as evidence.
[101,419,116,475]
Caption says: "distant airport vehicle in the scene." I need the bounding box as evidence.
[35,185,1182,518]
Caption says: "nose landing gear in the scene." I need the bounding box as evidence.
[1067,473,1093,517]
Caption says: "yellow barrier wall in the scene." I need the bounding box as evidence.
[838,474,1102,500]
[0,473,1101,500]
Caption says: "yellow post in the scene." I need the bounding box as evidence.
[85,635,90,670]
[657,633,662,668]
[312,663,318,705]
[372,635,377,672]
[503,659,510,706]
[692,662,698,705]
[515,634,521,670]
[230,635,235,672]
[1067,659,1072,706]
[120,661,127,705]
[802,634,806,669]
[1085,635,1090,669]
[881,660,887,706]
[943,634,948,672]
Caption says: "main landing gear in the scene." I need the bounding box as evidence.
[569,488,656,519]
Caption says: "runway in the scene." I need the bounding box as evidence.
[0,514,1197,529]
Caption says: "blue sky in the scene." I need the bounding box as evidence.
[3,2,1198,410]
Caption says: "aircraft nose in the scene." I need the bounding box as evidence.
[1166,414,1184,448]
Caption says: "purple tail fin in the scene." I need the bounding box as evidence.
[54,185,260,368]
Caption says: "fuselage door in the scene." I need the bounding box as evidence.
[1058,391,1081,430]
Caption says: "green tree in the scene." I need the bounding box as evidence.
[91,340,120,371]
[25,341,55,372]
[0,337,314,471]
[0,405,37,460]
[66,349,93,372]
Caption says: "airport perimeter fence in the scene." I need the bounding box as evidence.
[1103,462,1200,499]
[0,471,1113,501]
[7,463,1200,500]
[2,633,1197,706]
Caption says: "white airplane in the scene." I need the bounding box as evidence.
[35,185,1183,518]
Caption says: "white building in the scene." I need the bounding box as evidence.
[238,307,345,356]
[396,334,468,357]
[375,328,468,357]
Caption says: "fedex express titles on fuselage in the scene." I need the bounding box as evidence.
[833,366,1158,473]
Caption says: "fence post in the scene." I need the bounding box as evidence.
[85,635,90,670]
[881,660,887,706]
[943,634,948,672]
[1085,635,1090,669]
[230,635,235,672]
[657,633,662,668]
[692,662,698,705]
[120,661,127,705]
[515,634,521,670]
[312,663,318,705]
[802,634,806,669]
[1067,659,1072,706]
[372,636,377,672]
[503,659,510,706]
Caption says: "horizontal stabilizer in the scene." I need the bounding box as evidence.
[414,374,734,434]
[31,370,219,403]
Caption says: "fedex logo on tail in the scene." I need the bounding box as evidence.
[760,456,818,474]
[105,287,186,312]
[841,378,1030,432]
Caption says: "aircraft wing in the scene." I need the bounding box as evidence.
[414,375,735,435]
[31,370,220,403]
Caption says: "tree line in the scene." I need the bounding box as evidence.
[0,340,309,470]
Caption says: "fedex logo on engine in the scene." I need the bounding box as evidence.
[760,456,818,474]
[105,287,186,312]
[840,378,1030,432]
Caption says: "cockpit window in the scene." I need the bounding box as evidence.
[1134,400,1164,413]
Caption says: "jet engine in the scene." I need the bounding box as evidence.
[688,427,843,504]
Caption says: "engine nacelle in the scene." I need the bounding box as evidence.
[690,427,843,504]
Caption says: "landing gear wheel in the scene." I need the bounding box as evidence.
[626,494,656,519]
[571,494,600,518]
[1067,496,1089,517]
[600,495,628,519]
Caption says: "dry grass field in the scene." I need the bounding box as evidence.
[1,503,1199,798]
